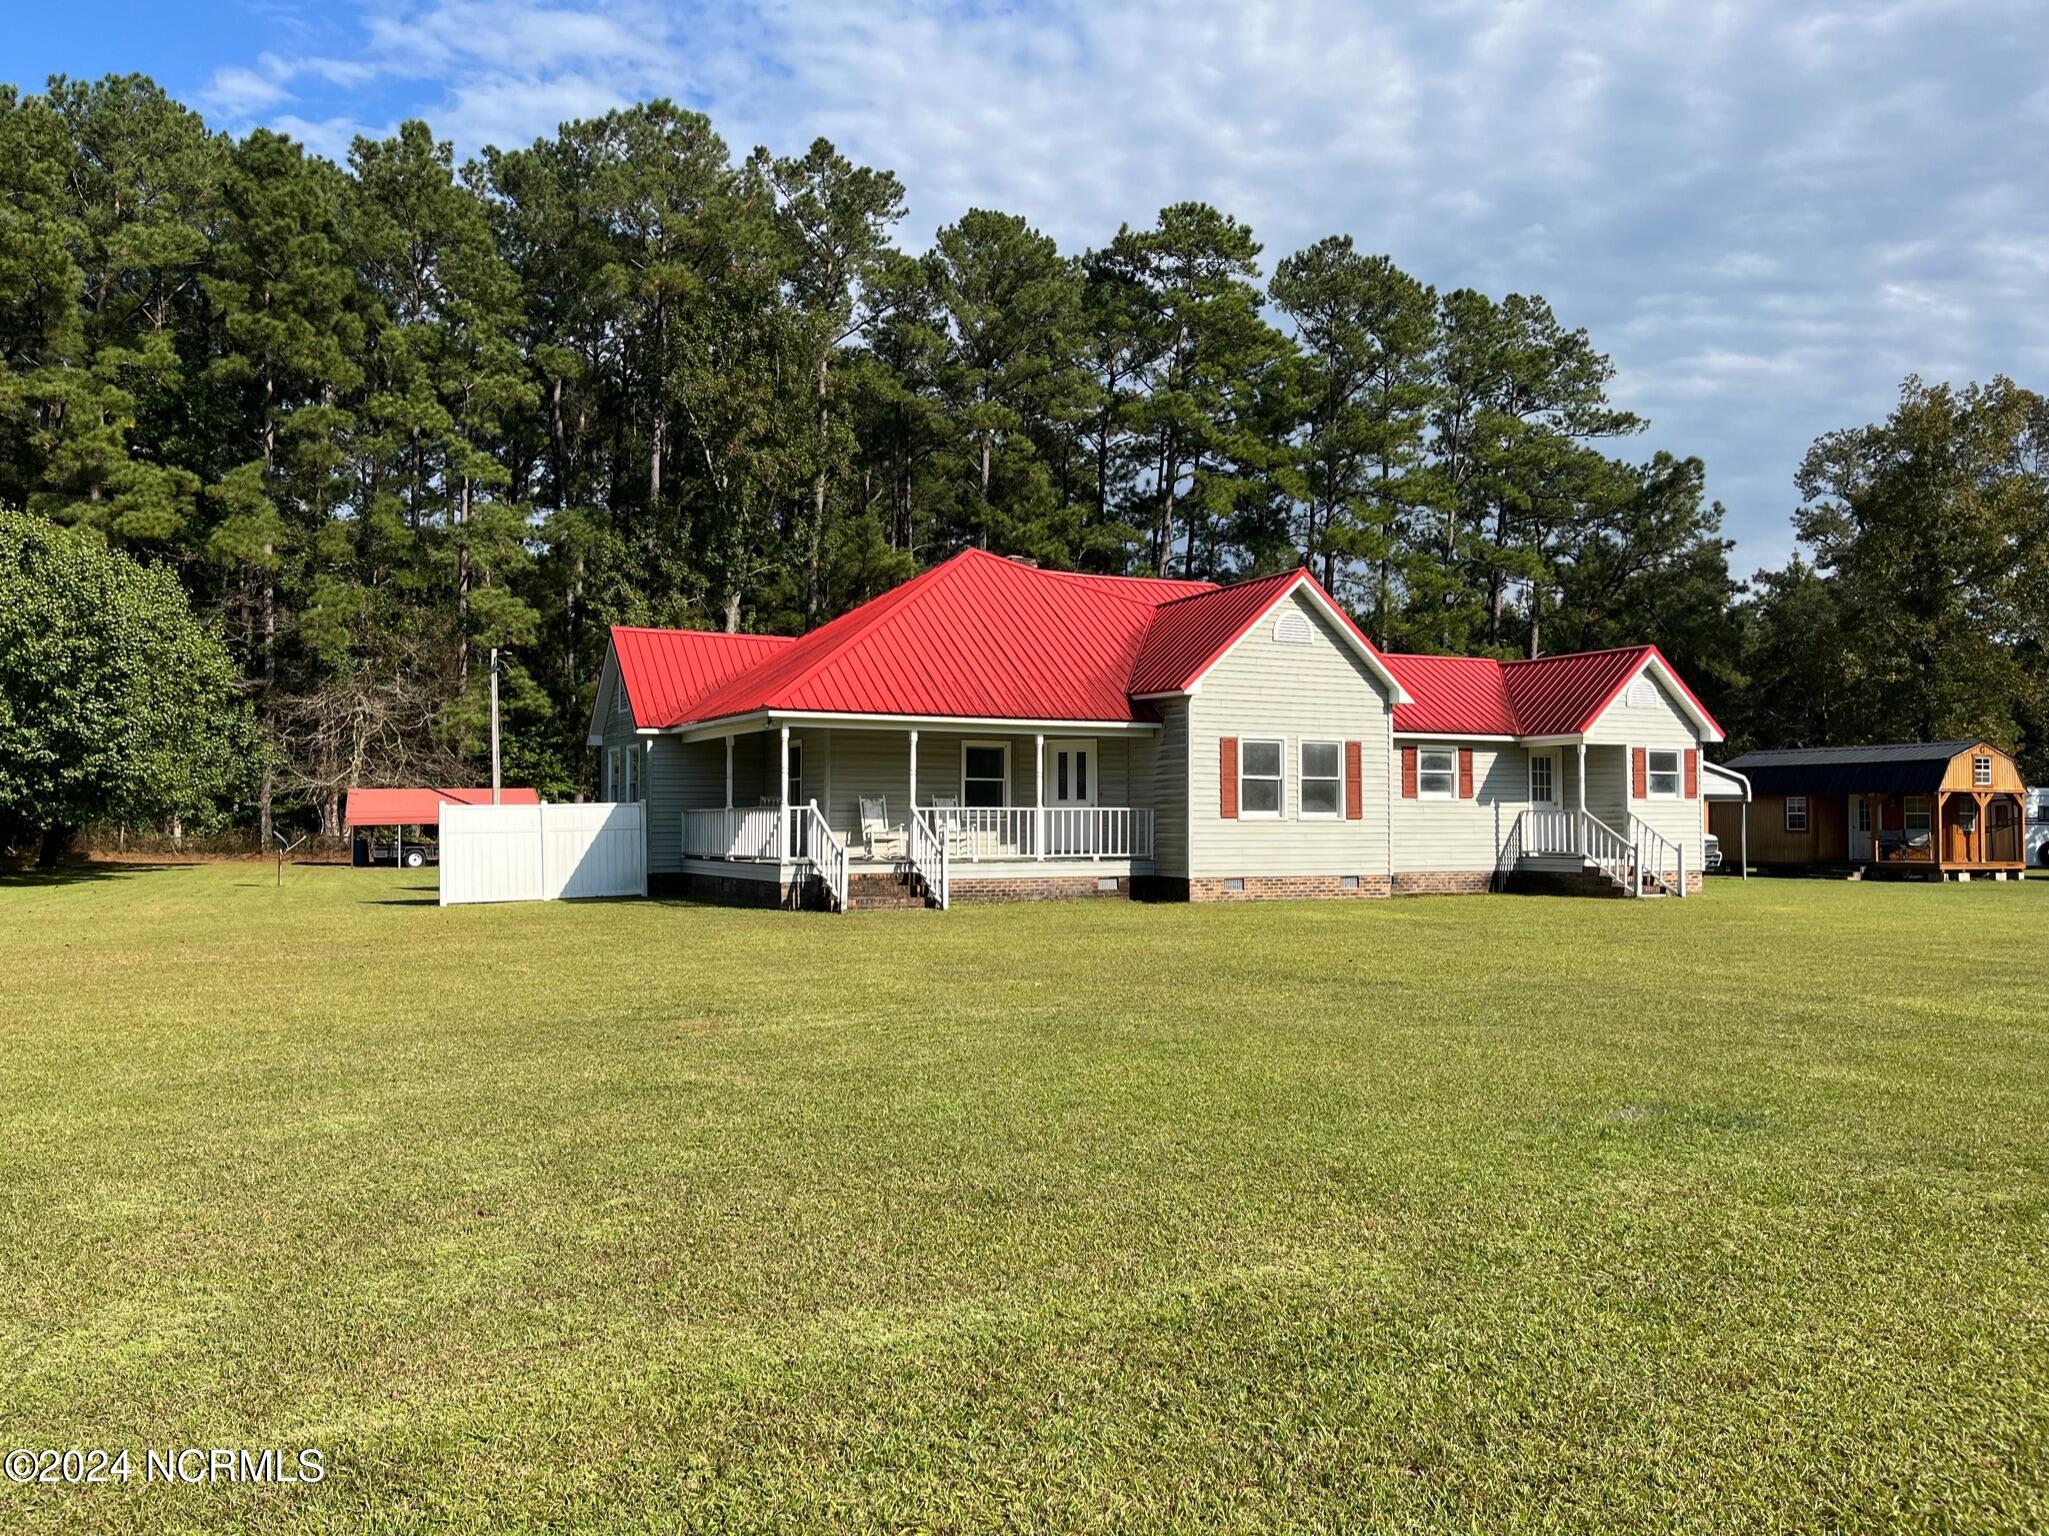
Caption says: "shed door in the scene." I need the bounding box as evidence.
[1848,795,1872,861]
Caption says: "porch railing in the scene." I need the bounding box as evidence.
[687,804,1156,864]
[683,806,783,861]
[908,807,950,910]
[929,805,1155,862]
[1510,808,1688,897]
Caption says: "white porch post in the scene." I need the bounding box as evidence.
[1576,741,1587,853]
[1741,802,1749,880]
[1035,733,1045,860]
[908,729,919,813]
[778,725,790,860]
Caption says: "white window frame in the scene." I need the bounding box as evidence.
[1528,753,1556,807]
[1645,748,1681,799]
[1904,795,1933,839]
[1785,795,1808,832]
[1298,739,1343,820]
[1417,746,1456,801]
[1238,738,1285,819]
[1973,754,1992,787]
[960,739,1011,810]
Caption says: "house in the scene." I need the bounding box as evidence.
[588,550,1724,909]
[1711,742,2030,880]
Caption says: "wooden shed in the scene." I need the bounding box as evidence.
[1712,742,2028,879]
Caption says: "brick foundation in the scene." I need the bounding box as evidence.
[654,870,823,909]
[1390,870,1495,897]
[1185,874,1392,902]
[950,874,1129,903]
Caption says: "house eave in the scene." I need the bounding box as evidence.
[666,708,1163,742]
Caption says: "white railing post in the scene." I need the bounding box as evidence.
[1035,735,1045,861]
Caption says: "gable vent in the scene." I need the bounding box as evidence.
[1629,679,1654,708]
[1274,610,1314,645]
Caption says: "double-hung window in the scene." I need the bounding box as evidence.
[1239,739,1284,816]
[1646,749,1681,798]
[1417,747,1456,799]
[962,742,1009,808]
[1785,795,1809,832]
[1299,741,1342,818]
[1974,754,1993,787]
[1905,796,1932,841]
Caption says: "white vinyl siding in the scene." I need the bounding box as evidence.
[1187,588,1392,878]
[1147,701,1191,877]
[1392,745,1531,873]
[1583,666,1705,872]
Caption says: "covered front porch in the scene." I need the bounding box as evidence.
[669,719,1157,909]
[1501,739,1693,897]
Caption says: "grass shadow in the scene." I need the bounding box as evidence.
[0,860,187,888]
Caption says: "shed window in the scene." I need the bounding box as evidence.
[1646,749,1680,798]
[1905,796,1932,839]
[1973,755,1992,787]
[1417,747,1456,800]
[1299,741,1342,818]
[1239,739,1283,816]
[962,742,1009,808]
[1785,796,1808,832]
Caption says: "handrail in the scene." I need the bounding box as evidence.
[1494,810,1526,890]
[1631,818,1686,898]
[908,807,950,910]
[794,799,848,911]
[1580,810,1635,889]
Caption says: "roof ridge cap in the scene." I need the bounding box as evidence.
[1151,567,1301,609]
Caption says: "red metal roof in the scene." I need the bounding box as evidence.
[600,550,1714,739]
[672,550,1215,726]
[610,627,796,729]
[345,787,540,827]
[1387,644,1723,739]
[1380,653,1520,735]
[1129,569,1306,695]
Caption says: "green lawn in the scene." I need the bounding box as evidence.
[1,864,2044,1533]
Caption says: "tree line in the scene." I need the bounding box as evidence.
[2,75,2044,853]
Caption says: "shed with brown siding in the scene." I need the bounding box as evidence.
[1712,741,2028,879]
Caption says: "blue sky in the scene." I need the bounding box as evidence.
[11,1,2048,574]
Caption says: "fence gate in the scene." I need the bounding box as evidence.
[439,802,647,906]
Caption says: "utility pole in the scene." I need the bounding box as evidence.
[490,647,502,805]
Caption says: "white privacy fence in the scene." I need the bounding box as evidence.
[439,802,646,905]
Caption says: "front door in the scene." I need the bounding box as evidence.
[1528,752,1558,809]
[1848,794,1872,861]
[1047,739,1096,856]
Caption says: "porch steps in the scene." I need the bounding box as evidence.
[1506,858,1673,899]
[844,870,930,912]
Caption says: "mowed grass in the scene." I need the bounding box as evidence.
[0,864,2044,1534]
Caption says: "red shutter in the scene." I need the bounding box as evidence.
[1684,748,1699,798]
[1632,748,1648,799]
[1458,748,1475,799]
[1345,741,1363,819]
[1220,737,1238,819]
[1400,745,1418,799]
